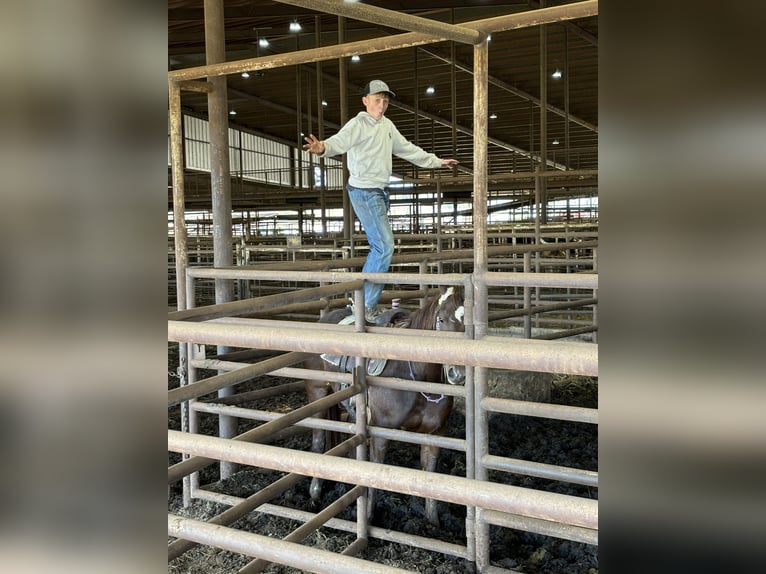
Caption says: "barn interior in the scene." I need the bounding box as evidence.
[168,1,599,572]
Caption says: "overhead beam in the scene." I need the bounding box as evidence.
[168,1,599,82]
[273,0,486,45]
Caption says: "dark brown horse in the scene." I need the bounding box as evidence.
[304,286,466,526]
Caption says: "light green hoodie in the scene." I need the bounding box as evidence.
[320,111,443,189]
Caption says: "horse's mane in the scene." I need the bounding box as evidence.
[406,287,463,331]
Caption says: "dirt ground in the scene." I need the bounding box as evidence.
[168,344,598,573]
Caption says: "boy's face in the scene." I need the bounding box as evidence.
[362,92,390,120]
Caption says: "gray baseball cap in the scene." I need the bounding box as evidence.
[363,79,395,98]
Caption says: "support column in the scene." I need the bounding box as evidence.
[338,17,352,241]
[471,38,490,572]
[204,0,236,479]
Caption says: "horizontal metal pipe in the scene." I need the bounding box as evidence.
[191,404,354,436]
[369,374,466,398]
[177,80,212,93]
[168,351,311,407]
[487,297,597,322]
[480,508,598,546]
[468,0,598,35]
[186,266,467,283]
[535,325,598,341]
[169,280,363,322]
[199,380,307,406]
[168,431,598,530]
[191,491,470,559]
[169,513,411,574]
[199,402,463,457]
[212,317,467,340]
[369,426,466,453]
[274,0,484,45]
[186,266,596,290]
[481,396,597,424]
[168,1,597,82]
[168,434,364,561]
[169,321,598,376]
[168,384,361,483]
[480,271,597,290]
[482,454,598,487]
[190,402,465,453]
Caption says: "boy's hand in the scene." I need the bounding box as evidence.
[303,134,325,154]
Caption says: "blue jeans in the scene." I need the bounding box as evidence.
[348,185,394,309]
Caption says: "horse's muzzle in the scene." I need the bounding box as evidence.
[444,364,466,385]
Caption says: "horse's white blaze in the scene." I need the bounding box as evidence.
[454,305,465,324]
[438,287,454,307]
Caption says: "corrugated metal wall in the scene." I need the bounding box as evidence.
[172,115,343,190]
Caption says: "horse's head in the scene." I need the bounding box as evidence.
[433,286,467,385]
[434,286,465,334]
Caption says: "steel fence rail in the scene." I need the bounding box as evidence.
[168,430,598,530]
[169,321,598,377]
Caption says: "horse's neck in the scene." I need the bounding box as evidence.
[409,304,436,330]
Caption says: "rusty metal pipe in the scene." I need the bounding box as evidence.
[168,431,598,530]
[167,1,597,82]
[274,0,485,45]
[168,320,598,376]
[169,279,364,322]
[168,352,311,407]
[168,434,363,561]
[481,396,597,425]
[480,508,597,546]
[168,384,361,483]
[169,513,411,574]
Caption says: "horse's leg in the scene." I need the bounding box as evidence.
[306,380,332,502]
[366,435,390,522]
[420,443,442,526]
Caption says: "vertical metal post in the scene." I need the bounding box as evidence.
[185,274,200,506]
[462,274,476,562]
[539,2,549,224]
[169,81,187,314]
[353,287,370,544]
[338,17,352,242]
[413,48,420,181]
[169,79,193,505]
[472,37,491,573]
[524,252,532,339]
[204,0,236,478]
[564,26,570,170]
[315,16,327,235]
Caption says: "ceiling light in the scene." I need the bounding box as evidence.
[322,100,328,107]
[351,54,360,62]
[552,139,560,145]
[551,68,562,79]
[229,110,237,116]
[241,72,250,79]
[425,86,435,95]
[258,38,269,48]
[289,21,302,33]
[489,113,497,119]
